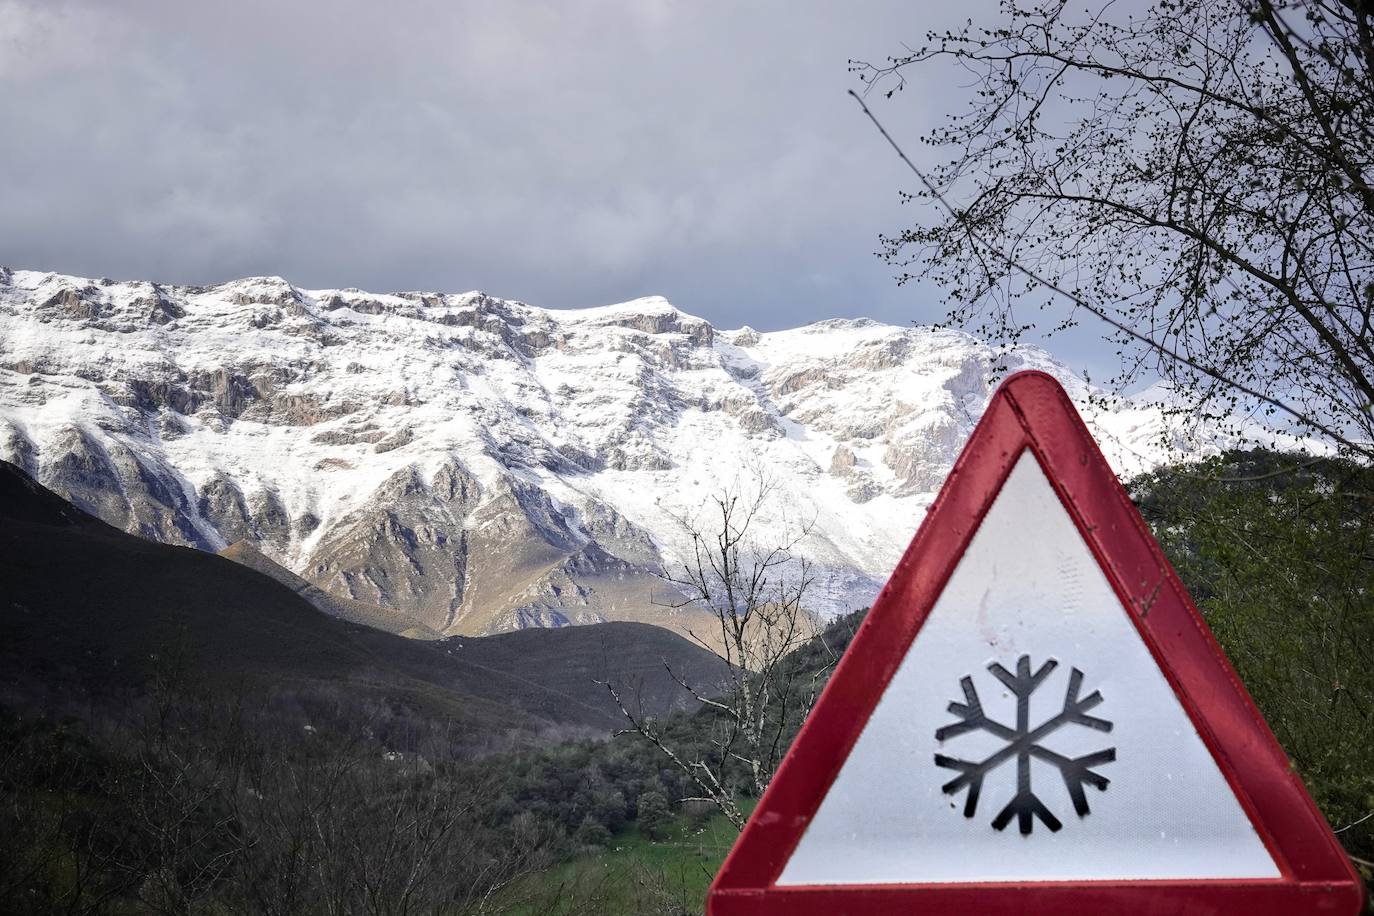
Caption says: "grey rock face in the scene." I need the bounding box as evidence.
[132,290,186,326]
[115,444,212,547]
[829,445,857,475]
[198,472,256,544]
[220,539,441,638]
[0,421,37,476]
[240,488,290,552]
[374,427,413,453]
[578,502,659,569]
[40,427,212,548]
[827,444,880,503]
[125,377,200,415]
[42,427,132,531]
[881,412,965,494]
[305,461,481,632]
[41,287,103,322]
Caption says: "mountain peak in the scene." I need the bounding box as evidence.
[798,317,884,331]
[0,268,1299,639]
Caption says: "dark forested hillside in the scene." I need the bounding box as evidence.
[0,459,730,739]
[0,461,733,913]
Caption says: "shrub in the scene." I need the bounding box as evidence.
[637,790,672,842]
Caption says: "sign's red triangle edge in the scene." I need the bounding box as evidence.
[707,370,1363,915]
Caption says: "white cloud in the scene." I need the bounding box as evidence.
[0,0,1009,338]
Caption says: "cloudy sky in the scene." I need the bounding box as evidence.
[1,0,1029,341]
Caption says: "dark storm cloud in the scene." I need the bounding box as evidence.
[0,0,998,334]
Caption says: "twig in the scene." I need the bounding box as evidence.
[845,89,1372,459]
[1335,810,1374,834]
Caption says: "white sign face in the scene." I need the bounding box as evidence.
[776,451,1280,886]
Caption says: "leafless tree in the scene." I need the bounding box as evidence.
[603,470,837,829]
[853,0,1374,457]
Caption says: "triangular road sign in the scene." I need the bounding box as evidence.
[707,371,1363,915]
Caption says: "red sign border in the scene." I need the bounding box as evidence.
[707,370,1363,915]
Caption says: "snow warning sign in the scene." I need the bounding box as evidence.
[706,371,1364,916]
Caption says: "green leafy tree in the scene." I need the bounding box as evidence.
[636,790,673,843]
[573,814,612,849]
[1132,451,1374,871]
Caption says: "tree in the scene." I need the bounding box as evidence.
[602,471,838,830]
[573,814,612,850]
[636,790,673,842]
[852,0,1374,457]
[1131,450,1374,869]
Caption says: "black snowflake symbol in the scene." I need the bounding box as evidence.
[934,655,1116,835]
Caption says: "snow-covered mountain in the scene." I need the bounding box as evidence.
[0,268,1265,639]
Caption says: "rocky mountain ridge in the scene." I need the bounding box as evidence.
[0,267,1286,639]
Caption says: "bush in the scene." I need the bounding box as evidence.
[1132,450,1374,869]
[574,813,612,849]
[682,798,716,830]
[637,790,672,842]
